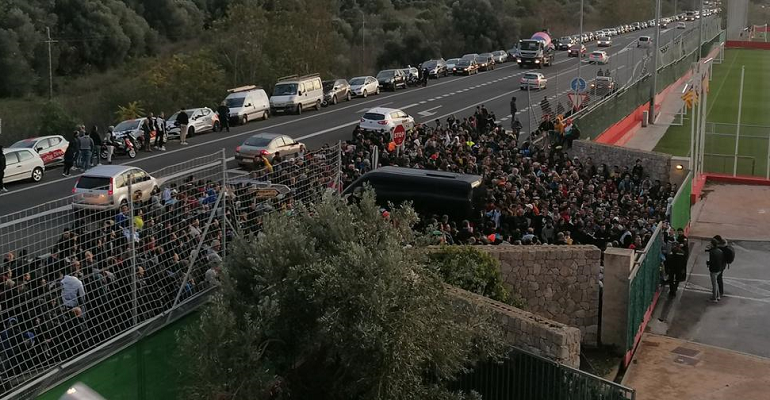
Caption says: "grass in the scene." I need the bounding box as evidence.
[654,49,770,177]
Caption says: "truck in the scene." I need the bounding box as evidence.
[516,30,555,68]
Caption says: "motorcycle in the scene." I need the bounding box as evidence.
[101,135,137,159]
[406,75,422,87]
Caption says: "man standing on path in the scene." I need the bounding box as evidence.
[0,145,7,192]
[666,241,688,298]
[177,108,189,145]
[714,235,734,297]
[77,131,94,172]
[707,237,725,303]
[217,102,230,133]
[509,96,517,129]
[89,125,102,167]
[154,112,167,151]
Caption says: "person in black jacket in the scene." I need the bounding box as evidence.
[177,109,189,145]
[666,241,688,297]
[217,102,230,132]
[63,132,78,176]
[707,237,725,302]
[0,145,7,192]
[89,126,102,167]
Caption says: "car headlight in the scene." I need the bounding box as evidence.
[534,60,540,63]
[516,58,522,63]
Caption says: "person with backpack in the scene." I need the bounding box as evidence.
[714,235,734,298]
[706,237,726,302]
[666,241,688,298]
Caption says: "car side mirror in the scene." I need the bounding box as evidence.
[298,91,303,96]
[245,103,252,107]
[36,147,43,152]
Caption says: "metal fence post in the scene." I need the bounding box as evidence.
[336,140,342,190]
[221,148,227,260]
[128,179,138,327]
[733,66,745,176]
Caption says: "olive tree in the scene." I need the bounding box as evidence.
[178,190,505,399]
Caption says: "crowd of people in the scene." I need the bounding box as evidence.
[1,103,689,392]
[341,106,678,251]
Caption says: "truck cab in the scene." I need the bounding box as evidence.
[516,31,555,69]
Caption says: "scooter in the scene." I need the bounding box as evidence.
[101,135,137,159]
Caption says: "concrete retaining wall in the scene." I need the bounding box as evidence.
[570,140,672,183]
[449,286,582,367]
[480,245,602,345]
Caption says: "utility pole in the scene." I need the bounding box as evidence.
[45,27,57,100]
[698,0,705,58]
[361,11,366,73]
[574,0,584,105]
[649,0,662,124]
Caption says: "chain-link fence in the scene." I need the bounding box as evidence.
[0,145,342,398]
[576,20,724,140]
[702,122,770,177]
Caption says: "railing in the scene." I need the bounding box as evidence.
[624,223,663,367]
[670,172,692,231]
[454,346,635,400]
[703,153,756,176]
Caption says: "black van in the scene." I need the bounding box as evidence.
[343,166,485,220]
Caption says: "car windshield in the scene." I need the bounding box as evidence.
[592,52,603,56]
[273,83,298,96]
[115,120,140,132]
[524,73,539,79]
[447,58,460,64]
[244,136,273,147]
[458,60,472,66]
[77,176,111,190]
[519,41,540,51]
[377,70,395,79]
[349,78,366,85]
[423,61,437,68]
[226,97,244,108]
[362,112,385,121]
[11,140,36,149]
[322,81,334,90]
[639,37,649,41]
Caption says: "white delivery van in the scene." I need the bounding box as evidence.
[269,74,324,115]
[224,85,270,125]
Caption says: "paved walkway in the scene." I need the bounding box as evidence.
[621,78,689,151]
[690,182,770,241]
[622,333,770,400]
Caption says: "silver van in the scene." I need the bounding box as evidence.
[269,74,324,115]
[72,165,159,210]
[225,85,270,125]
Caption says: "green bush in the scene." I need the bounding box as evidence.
[427,246,522,307]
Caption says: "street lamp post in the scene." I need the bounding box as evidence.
[574,0,584,108]
[648,0,662,124]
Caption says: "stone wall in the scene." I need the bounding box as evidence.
[449,286,582,367]
[570,140,673,183]
[481,245,602,344]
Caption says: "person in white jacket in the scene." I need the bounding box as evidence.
[61,267,85,308]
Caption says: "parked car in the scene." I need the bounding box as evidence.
[1,147,45,184]
[269,74,324,115]
[568,44,586,57]
[461,53,479,61]
[376,69,407,91]
[597,35,612,47]
[224,85,270,124]
[72,166,158,210]
[454,59,479,75]
[446,58,461,73]
[348,76,380,98]
[637,36,652,48]
[167,107,220,138]
[358,107,415,133]
[322,79,352,105]
[10,135,68,166]
[422,59,448,78]
[113,118,154,148]
[492,50,508,63]
[401,67,419,81]
[235,133,304,169]
[476,53,496,71]
[520,72,548,90]
[589,51,610,64]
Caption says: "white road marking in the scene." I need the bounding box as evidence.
[418,105,443,117]
[402,103,419,109]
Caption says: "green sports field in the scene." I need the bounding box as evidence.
[654,49,770,177]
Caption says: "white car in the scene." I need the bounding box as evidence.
[677,22,686,29]
[72,165,158,210]
[2,148,45,184]
[589,51,609,65]
[597,36,612,47]
[10,135,69,166]
[348,76,380,98]
[359,107,415,133]
[637,36,652,48]
[520,72,547,90]
[167,107,221,138]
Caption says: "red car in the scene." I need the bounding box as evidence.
[10,135,69,166]
[568,44,587,57]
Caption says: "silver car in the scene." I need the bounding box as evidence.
[235,133,305,169]
[72,165,158,210]
[167,107,221,138]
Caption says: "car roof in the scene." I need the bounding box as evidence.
[248,132,284,139]
[3,147,38,154]
[350,76,373,80]
[83,165,145,177]
[364,107,403,115]
[13,135,61,143]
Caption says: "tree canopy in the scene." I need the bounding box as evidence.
[178,190,506,399]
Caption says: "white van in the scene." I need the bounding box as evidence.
[269,74,324,115]
[224,85,270,125]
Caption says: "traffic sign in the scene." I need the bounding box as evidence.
[567,93,591,110]
[393,124,406,146]
[570,77,587,92]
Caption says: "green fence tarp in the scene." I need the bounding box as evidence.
[671,173,692,230]
[626,228,663,354]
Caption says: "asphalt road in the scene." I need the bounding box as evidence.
[0,21,704,221]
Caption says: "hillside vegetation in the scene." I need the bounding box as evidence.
[0,0,679,143]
